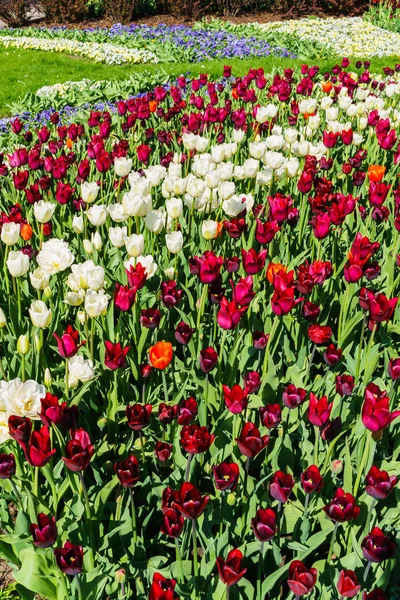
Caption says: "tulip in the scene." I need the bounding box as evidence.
[30,513,57,548]
[307,324,332,345]
[199,347,218,373]
[104,341,130,370]
[308,393,333,428]
[140,308,161,329]
[1,222,20,245]
[149,341,173,370]
[7,251,29,277]
[365,466,397,500]
[148,573,178,600]
[126,404,152,431]
[362,383,400,432]
[155,442,172,462]
[53,325,86,359]
[216,549,247,587]
[287,560,318,597]
[388,358,400,380]
[54,541,83,576]
[161,281,183,308]
[124,234,144,258]
[335,374,355,397]
[323,488,360,522]
[114,455,139,487]
[29,300,52,329]
[160,508,184,538]
[282,384,306,409]
[323,343,342,366]
[175,321,193,345]
[39,394,65,428]
[62,428,94,472]
[165,231,183,254]
[270,471,295,503]
[361,527,396,563]
[180,425,214,454]
[213,462,240,492]
[177,397,198,426]
[236,422,269,458]
[362,590,387,600]
[259,404,281,429]
[0,453,16,479]
[172,482,209,520]
[251,508,277,542]
[8,416,32,442]
[223,384,248,414]
[22,425,56,468]
[300,465,323,494]
[253,331,268,350]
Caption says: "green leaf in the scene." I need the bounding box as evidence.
[13,548,61,600]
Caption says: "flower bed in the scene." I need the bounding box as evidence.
[0,24,296,63]
[255,16,400,57]
[0,61,399,600]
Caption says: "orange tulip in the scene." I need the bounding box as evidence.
[149,100,157,113]
[21,224,33,241]
[322,81,333,93]
[66,138,73,150]
[367,165,386,183]
[266,262,286,284]
[149,341,173,370]
[232,88,239,100]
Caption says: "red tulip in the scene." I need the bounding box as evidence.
[388,357,400,380]
[22,425,56,468]
[114,283,136,311]
[270,471,295,503]
[62,428,94,472]
[54,541,83,575]
[243,371,261,394]
[236,422,269,458]
[53,325,85,358]
[148,573,178,600]
[361,527,396,562]
[241,248,267,275]
[365,465,397,500]
[300,465,323,494]
[199,347,218,373]
[323,488,360,522]
[337,570,361,598]
[177,397,198,426]
[158,403,178,425]
[323,344,342,366]
[0,453,16,479]
[180,425,214,455]
[259,404,281,429]
[172,482,209,520]
[283,384,306,409]
[213,462,240,492]
[252,331,268,350]
[126,263,147,290]
[160,508,184,538]
[335,374,355,397]
[161,281,183,308]
[140,308,161,329]
[362,589,387,600]
[8,415,32,442]
[251,508,277,542]
[308,393,333,428]
[114,455,139,487]
[30,513,57,548]
[175,321,194,345]
[155,442,173,462]
[126,404,152,431]
[362,383,400,432]
[217,297,248,329]
[216,549,247,587]
[287,560,318,596]
[104,341,130,370]
[223,384,248,414]
[307,324,332,345]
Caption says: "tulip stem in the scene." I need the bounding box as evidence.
[219,492,225,537]
[327,522,339,564]
[305,344,316,385]
[65,360,69,399]
[226,586,230,600]
[139,431,146,465]
[175,537,184,583]
[3,246,9,295]
[204,373,209,428]
[353,433,372,499]
[257,542,265,600]
[129,488,137,544]
[33,467,39,500]
[355,314,367,382]
[303,493,310,518]
[90,318,95,363]
[313,426,320,466]
[363,560,372,583]
[191,519,199,593]
[185,453,193,482]
[161,371,169,404]
[78,472,95,570]
[365,498,377,535]
[75,574,83,600]
[10,479,22,507]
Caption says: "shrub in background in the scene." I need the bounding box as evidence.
[39,0,88,22]
[0,0,28,26]
[104,0,136,22]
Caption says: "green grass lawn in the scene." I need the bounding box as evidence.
[1,46,400,117]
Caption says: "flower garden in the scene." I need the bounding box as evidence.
[0,3,399,600]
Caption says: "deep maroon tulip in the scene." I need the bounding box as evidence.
[337,569,361,598]
[158,403,178,425]
[243,371,261,394]
[23,426,56,468]
[321,417,342,442]
[54,541,83,575]
[287,560,318,597]
[53,325,85,358]
[199,347,218,373]
[172,482,209,520]
[140,308,161,329]
[223,384,248,414]
[236,422,269,458]
[149,573,178,600]
[39,394,65,427]
[62,428,94,472]
[177,397,198,425]
[270,471,295,503]
[251,508,277,542]
[307,324,332,345]
[388,357,400,380]
[362,383,400,432]
[114,455,139,487]
[8,415,32,442]
[253,331,269,350]
[30,513,57,548]
[365,466,397,500]
[260,404,281,429]
[323,488,360,522]
[361,527,396,562]
[362,589,387,600]
[302,301,320,322]
[161,281,183,308]
[161,486,179,514]
[216,549,247,587]
[160,508,184,538]
[175,321,194,345]
[126,404,152,431]
[335,374,355,396]
[323,344,342,366]
[300,465,324,494]
[283,384,307,409]
[155,442,173,462]
[60,405,79,431]
[180,425,214,454]
[0,454,16,479]
[308,393,333,428]
[213,462,240,492]
[104,341,130,370]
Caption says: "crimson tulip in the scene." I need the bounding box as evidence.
[114,455,139,487]
[22,425,56,468]
[62,428,94,472]
[300,465,323,494]
[361,527,396,563]
[126,404,152,431]
[307,324,332,345]
[8,415,32,442]
[160,508,184,538]
[148,573,178,600]
[104,341,130,370]
[30,513,57,548]
[337,570,361,598]
[54,541,83,575]
[270,471,295,503]
[308,393,333,428]
[259,404,281,429]
[0,453,16,479]
[177,397,197,426]
[251,508,277,542]
[216,548,247,587]
[236,422,269,458]
[323,488,360,522]
[53,325,85,358]
[213,462,240,492]
[199,347,218,373]
[180,425,214,454]
[172,482,209,520]
[365,466,397,500]
[223,384,248,414]
[287,560,318,597]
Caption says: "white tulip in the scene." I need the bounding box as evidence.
[256,104,278,123]
[68,356,95,384]
[0,308,6,328]
[30,267,50,290]
[186,177,205,199]
[7,250,29,277]
[86,205,107,227]
[33,201,55,223]
[37,239,74,275]
[125,234,144,257]
[243,158,259,178]
[233,129,245,143]
[91,231,103,251]
[165,231,183,254]
[81,181,99,204]
[182,133,198,150]
[114,157,132,177]
[83,239,93,254]
[218,181,235,201]
[72,215,84,234]
[108,204,126,223]
[0,378,45,419]
[64,291,85,306]
[202,220,219,240]
[1,222,20,246]
[263,151,284,171]
[145,210,164,234]
[122,191,151,217]
[218,162,234,180]
[205,170,221,189]
[223,194,254,217]
[109,226,127,248]
[249,142,267,160]
[84,289,110,318]
[29,300,52,329]
[266,135,284,151]
[125,255,157,279]
[166,198,183,219]
[195,136,208,153]
[257,168,274,186]
[67,260,105,292]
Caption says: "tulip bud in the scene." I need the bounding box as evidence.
[115,569,126,584]
[44,368,52,388]
[83,240,93,254]
[17,335,30,355]
[91,231,103,251]
[72,215,84,234]
[164,267,175,281]
[227,492,236,506]
[43,286,52,299]
[330,459,343,475]
[0,308,6,328]
[77,311,86,325]
[34,334,42,353]
[97,417,107,430]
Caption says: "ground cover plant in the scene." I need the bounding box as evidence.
[0,58,398,600]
